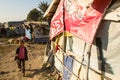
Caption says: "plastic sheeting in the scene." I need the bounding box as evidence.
[63,55,74,80]
[50,0,112,43]
[25,29,31,39]
[34,37,49,43]
[96,21,120,79]
[47,0,120,80]
[64,20,120,80]
[104,0,120,21]
[50,0,64,40]
[54,51,63,72]
[54,20,120,79]
[34,27,43,38]
[65,36,100,80]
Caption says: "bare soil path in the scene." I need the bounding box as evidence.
[0,43,55,80]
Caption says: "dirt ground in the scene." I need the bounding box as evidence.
[0,40,57,80]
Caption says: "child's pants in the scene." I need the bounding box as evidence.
[17,59,25,73]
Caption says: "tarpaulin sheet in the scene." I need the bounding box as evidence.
[63,56,74,80]
[54,50,63,72]
[50,0,64,39]
[64,0,111,43]
[25,29,31,39]
[103,0,120,21]
[96,21,120,79]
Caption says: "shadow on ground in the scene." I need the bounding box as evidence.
[25,67,52,78]
[0,71,10,75]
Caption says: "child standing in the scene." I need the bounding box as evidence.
[15,40,28,76]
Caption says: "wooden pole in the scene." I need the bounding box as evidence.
[86,44,92,80]
[63,0,66,78]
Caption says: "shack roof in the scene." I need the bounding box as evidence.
[43,0,60,20]
[44,0,120,21]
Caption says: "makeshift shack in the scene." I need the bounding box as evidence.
[44,0,120,80]
[33,24,49,43]
[24,21,49,43]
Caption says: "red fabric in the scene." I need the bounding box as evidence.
[18,47,25,59]
[50,0,111,44]
[65,0,112,44]
[50,0,64,39]
[55,44,60,53]
[24,37,30,41]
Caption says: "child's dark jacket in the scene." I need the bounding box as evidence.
[16,47,28,60]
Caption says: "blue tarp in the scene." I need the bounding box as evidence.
[25,29,31,39]
[63,55,74,80]
[34,37,49,43]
